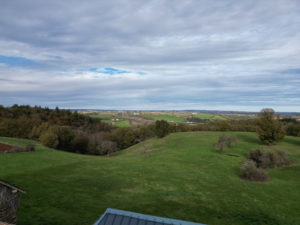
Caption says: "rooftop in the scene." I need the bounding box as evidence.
[93,208,206,225]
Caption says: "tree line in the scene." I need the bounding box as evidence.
[0,105,299,155]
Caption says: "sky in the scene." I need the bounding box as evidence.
[0,0,300,112]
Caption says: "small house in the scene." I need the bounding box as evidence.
[0,180,26,225]
[93,208,206,225]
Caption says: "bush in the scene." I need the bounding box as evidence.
[100,140,117,155]
[72,132,89,154]
[112,128,137,149]
[55,126,75,150]
[240,160,268,182]
[215,134,237,153]
[25,144,35,151]
[155,120,170,138]
[248,148,290,169]
[286,123,300,136]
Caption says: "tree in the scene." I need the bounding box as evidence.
[155,120,170,138]
[215,134,237,153]
[256,108,285,144]
[39,130,59,148]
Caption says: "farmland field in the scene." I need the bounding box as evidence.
[114,120,130,127]
[82,111,254,127]
[1,132,300,225]
[194,114,227,120]
[142,113,186,122]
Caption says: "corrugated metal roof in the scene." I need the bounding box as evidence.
[93,208,206,225]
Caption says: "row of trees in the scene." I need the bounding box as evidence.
[0,105,299,155]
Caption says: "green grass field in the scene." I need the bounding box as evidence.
[114,120,130,127]
[194,114,227,120]
[0,132,300,225]
[89,115,130,127]
[89,114,114,119]
[143,114,186,122]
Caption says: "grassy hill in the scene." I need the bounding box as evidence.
[0,132,300,225]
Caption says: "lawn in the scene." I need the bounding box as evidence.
[0,132,299,225]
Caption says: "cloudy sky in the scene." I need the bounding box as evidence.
[0,0,300,111]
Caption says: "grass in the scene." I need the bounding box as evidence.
[89,114,114,119]
[194,114,227,120]
[0,132,300,225]
[143,114,186,122]
[114,120,130,127]
[89,115,130,127]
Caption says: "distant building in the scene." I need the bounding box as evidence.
[93,208,206,225]
[0,181,26,225]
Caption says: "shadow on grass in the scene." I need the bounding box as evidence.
[284,137,300,146]
[236,133,261,145]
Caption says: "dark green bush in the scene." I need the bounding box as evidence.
[240,160,268,182]
[155,120,170,138]
[25,144,35,151]
[248,148,290,169]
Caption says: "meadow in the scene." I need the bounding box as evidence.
[0,132,299,225]
[84,111,247,127]
[89,114,130,127]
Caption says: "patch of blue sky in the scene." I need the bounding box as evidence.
[102,67,129,74]
[48,55,62,60]
[281,68,300,74]
[0,55,40,68]
[81,67,130,74]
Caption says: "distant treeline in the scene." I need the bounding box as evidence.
[0,105,299,155]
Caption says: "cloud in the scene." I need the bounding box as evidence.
[0,0,300,111]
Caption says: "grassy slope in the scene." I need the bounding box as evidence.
[0,132,300,225]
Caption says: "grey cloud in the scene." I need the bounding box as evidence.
[0,0,300,110]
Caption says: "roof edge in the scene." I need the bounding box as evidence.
[94,208,206,225]
[0,180,26,193]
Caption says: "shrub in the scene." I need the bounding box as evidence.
[55,126,75,150]
[25,144,35,151]
[112,128,137,149]
[240,160,268,182]
[72,132,89,154]
[286,123,300,136]
[216,134,228,153]
[155,120,170,138]
[215,134,238,153]
[248,148,290,169]
[100,140,117,156]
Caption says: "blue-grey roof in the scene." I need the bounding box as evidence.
[93,208,206,225]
